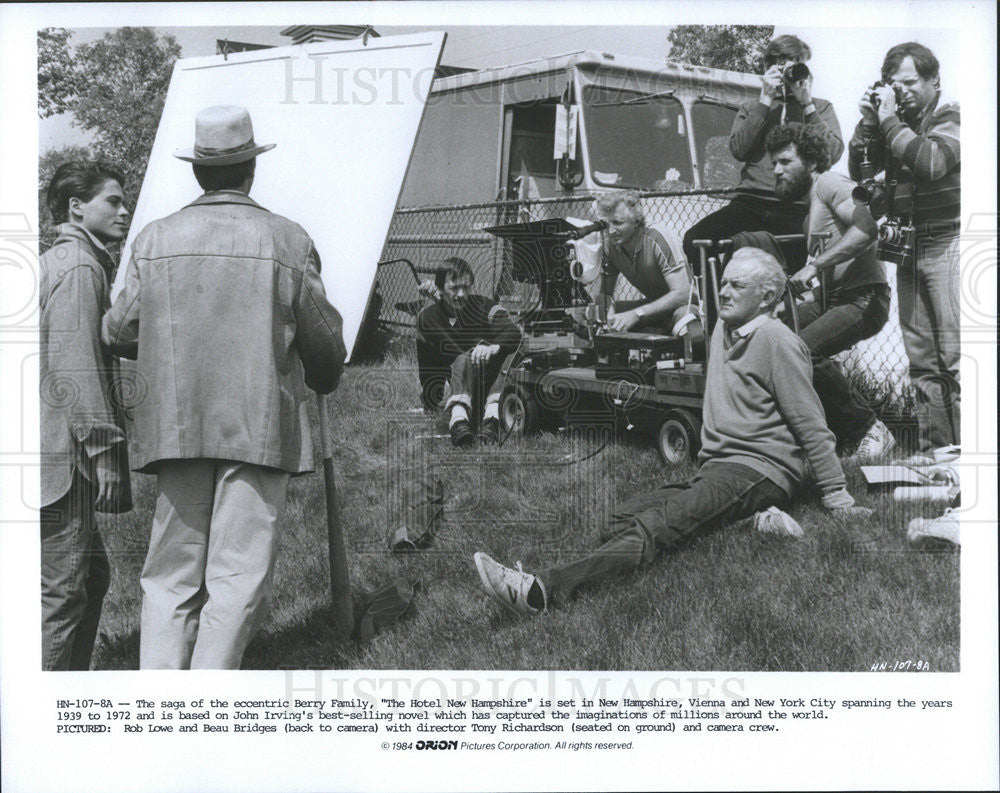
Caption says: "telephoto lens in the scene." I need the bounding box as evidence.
[783,62,810,84]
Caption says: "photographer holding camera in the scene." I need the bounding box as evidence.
[682,34,843,271]
[849,42,961,452]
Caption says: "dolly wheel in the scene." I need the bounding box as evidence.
[657,409,702,465]
[500,389,540,435]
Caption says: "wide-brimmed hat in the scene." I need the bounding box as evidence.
[174,105,276,166]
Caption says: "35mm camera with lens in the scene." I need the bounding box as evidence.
[876,218,916,267]
[865,79,904,110]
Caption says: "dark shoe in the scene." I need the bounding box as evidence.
[477,417,500,445]
[450,419,475,448]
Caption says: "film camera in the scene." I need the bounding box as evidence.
[876,217,916,267]
[851,155,890,219]
[778,62,810,102]
[782,61,811,86]
[865,79,905,110]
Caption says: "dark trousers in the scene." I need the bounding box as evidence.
[416,338,505,419]
[683,195,808,271]
[539,463,787,603]
[40,474,110,671]
[797,284,891,444]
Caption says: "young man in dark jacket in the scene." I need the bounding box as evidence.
[416,257,522,446]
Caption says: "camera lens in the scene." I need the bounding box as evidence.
[878,225,902,244]
[783,62,809,83]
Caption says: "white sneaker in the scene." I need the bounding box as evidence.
[753,506,804,538]
[907,509,960,549]
[474,552,546,615]
[854,419,897,461]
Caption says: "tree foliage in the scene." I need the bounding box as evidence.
[667,25,774,74]
[37,27,181,244]
[38,28,79,118]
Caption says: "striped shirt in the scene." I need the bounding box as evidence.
[849,96,960,228]
[601,223,685,301]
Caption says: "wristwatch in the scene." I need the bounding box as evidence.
[634,306,646,318]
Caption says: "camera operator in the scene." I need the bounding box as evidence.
[682,35,843,272]
[849,42,960,452]
[594,190,701,342]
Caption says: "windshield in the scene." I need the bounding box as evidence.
[691,100,741,189]
[582,85,694,190]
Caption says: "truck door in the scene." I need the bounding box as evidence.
[499,70,579,201]
[503,101,560,199]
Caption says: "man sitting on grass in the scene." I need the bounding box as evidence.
[474,247,870,615]
[416,257,522,447]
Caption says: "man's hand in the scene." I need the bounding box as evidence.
[417,279,443,301]
[93,447,124,512]
[872,84,897,123]
[857,91,880,128]
[820,487,874,520]
[469,343,500,365]
[788,73,813,106]
[788,261,819,299]
[608,309,641,332]
[759,64,784,104]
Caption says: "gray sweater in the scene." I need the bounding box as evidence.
[699,316,845,497]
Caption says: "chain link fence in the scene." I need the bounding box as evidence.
[371,190,913,418]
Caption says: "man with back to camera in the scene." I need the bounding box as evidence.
[848,42,960,455]
[474,248,869,615]
[103,105,347,669]
[682,34,843,272]
[765,121,896,459]
[593,190,703,343]
[415,257,522,447]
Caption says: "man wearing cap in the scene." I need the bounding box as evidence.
[103,105,347,669]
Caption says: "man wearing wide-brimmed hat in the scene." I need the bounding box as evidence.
[104,105,347,670]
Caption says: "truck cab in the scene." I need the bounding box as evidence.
[398,50,761,207]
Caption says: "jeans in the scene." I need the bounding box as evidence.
[139,460,290,670]
[539,463,787,603]
[417,341,506,415]
[896,232,960,450]
[683,195,808,271]
[40,473,110,671]
[797,284,891,444]
[443,350,506,418]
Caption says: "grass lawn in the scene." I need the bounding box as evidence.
[92,351,959,672]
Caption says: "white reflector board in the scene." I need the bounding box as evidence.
[113,31,446,360]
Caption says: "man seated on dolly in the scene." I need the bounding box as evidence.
[592,190,702,345]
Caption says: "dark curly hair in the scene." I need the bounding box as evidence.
[46,161,125,224]
[764,122,831,173]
